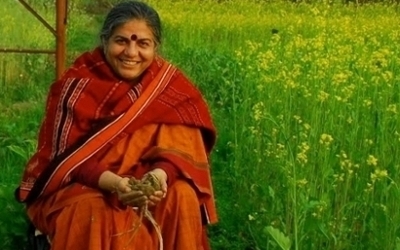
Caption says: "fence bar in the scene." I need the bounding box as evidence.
[0,49,55,54]
[1,1,68,80]
[17,0,57,36]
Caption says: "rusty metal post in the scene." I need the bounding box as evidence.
[1,1,68,80]
[56,0,67,79]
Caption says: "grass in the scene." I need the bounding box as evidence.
[1,0,400,249]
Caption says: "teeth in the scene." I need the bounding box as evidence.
[121,59,138,65]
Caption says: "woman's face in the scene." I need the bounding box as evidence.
[104,19,157,82]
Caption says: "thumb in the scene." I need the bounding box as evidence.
[120,185,132,193]
[116,177,131,193]
[161,179,168,193]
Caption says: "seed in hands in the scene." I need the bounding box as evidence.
[128,174,161,198]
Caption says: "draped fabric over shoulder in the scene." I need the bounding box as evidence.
[16,47,217,249]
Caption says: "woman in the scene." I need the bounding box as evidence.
[15,1,217,249]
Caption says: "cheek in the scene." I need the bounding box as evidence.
[140,47,156,58]
[105,45,123,59]
[104,46,114,62]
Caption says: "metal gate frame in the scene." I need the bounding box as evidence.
[0,0,67,80]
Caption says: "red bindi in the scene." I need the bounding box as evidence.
[130,34,138,41]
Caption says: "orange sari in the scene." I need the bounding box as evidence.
[16,47,217,249]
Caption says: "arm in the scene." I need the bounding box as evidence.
[97,170,127,192]
[150,160,179,185]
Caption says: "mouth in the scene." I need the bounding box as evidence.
[120,59,140,66]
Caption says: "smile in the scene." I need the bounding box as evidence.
[120,59,139,66]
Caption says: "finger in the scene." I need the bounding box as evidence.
[122,195,148,207]
[116,177,131,193]
[153,185,167,198]
[119,190,143,198]
[119,186,132,193]
[149,195,162,203]
[148,200,157,207]
[118,190,144,202]
[126,196,148,207]
[148,191,164,204]
[152,190,164,197]
[161,181,168,193]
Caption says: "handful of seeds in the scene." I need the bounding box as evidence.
[128,173,161,198]
[122,173,164,250]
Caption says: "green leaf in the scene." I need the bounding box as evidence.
[0,187,5,198]
[396,237,400,250]
[6,144,29,160]
[268,185,275,200]
[264,226,292,250]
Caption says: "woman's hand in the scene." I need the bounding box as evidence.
[116,177,149,207]
[146,168,168,207]
[114,177,131,193]
[113,168,168,207]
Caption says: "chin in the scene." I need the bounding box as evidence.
[119,72,139,81]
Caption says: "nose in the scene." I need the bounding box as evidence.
[125,42,138,57]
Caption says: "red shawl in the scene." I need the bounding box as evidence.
[16,47,217,222]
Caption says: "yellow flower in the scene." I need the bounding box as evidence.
[386,104,397,114]
[296,142,310,165]
[366,155,378,167]
[248,214,255,221]
[365,139,373,145]
[371,169,388,182]
[382,71,393,82]
[293,115,302,124]
[375,169,388,178]
[363,99,372,107]
[252,102,265,122]
[297,178,308,187]
[296,152,308,164]
[346,117,353,124]
[319,133,333,146]
[318,91,329,102]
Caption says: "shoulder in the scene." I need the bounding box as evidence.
[60,47,116,82]
[169,67,205,99]
[161,60,203,95]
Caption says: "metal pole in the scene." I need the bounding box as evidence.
[18,0,57,36]
[0,49,55,54]
[56,0,67,80]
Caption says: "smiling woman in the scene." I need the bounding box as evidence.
[15,1,218,250]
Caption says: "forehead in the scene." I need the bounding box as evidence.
[112,19,154,39]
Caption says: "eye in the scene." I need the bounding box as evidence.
[115,39,126,45]
[139,41,150,47]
